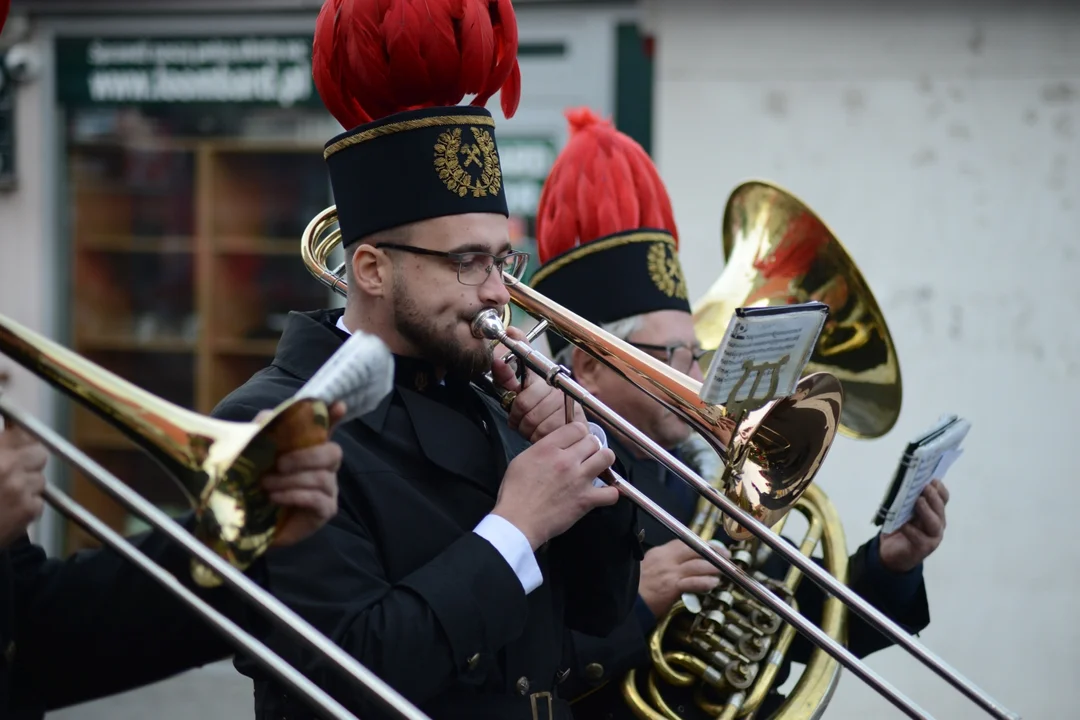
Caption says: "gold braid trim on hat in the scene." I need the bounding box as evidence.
[324,114,496,159]
[530,231,675,287]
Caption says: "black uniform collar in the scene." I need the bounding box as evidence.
[390,354,475,405]
[271,308,488,436]
[271,309,395,433]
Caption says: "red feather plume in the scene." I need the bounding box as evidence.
[312,0,522,129]
[536,107,677,263]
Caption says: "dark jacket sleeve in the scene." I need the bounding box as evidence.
[550,472,643,638]
[7,522,268,713]
[778,535,930,664]
[215,401,533,713]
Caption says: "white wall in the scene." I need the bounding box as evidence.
[644,2,1078,719]
[0,28,60,550]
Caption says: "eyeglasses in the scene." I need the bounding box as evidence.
[629,341,711,376]
[374,243,529,286]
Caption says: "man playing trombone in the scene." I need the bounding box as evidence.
[0,393,345,719]
[528,108,949,718]
[210,3,641,719]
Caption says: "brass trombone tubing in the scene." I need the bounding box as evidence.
[0,400,432,720]
[41,484,357,720]
[483,291,1021,720]
[469,311,931,720]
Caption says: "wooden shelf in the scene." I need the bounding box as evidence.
[75,335,196,352]
[64,134,332,555]
[215,236,302,255]
[214,338,280,356]
[79,235,194,253]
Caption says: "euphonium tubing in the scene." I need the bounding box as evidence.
[620,483,848,720]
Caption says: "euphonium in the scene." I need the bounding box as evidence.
[621,180,899,720]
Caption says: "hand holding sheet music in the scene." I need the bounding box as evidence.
[875,414,970,536]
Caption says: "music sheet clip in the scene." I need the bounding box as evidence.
[699,302,829,413]
[874,414,971,534]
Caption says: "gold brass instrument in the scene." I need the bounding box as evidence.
[0,313,327,589]
[0,314,431,720]
[300,192,1019,720]
[623,179,892,719]
[694,180,901,441]
[621,483,848,720]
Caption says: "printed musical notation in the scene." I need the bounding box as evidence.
[699,303,828,407]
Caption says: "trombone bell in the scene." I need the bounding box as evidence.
[0,313,330,587]
[693,180,902,440]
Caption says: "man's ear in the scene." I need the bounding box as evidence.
[350,244,390,298]
[572,347,604,393]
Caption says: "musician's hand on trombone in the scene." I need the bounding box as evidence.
[254,401,345,548]
[879,479,949,574]
[638,538,726,618]
[491,325,585,443]
[492,421,617,552]
[0,424,48,549]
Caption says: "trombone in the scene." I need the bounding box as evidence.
[301,195,1020,720]
[0,314,431,720]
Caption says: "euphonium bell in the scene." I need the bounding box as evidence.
[0,313,331,587]
[693,180,902,439]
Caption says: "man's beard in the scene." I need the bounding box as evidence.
[391,279,494,377]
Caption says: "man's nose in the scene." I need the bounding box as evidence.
[478,266,511,307]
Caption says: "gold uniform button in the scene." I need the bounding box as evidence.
[4,641,14,664]
[466,653,480,671]
[515,676,530,695]
[584,662,604,681]
[637,528,646,543]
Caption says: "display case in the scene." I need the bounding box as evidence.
[62,107,335,552]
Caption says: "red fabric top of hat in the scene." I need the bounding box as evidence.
[535,107,678,264]
[312,0,522,128]
[0,0,9,36]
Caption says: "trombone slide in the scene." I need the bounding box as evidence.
[0,400,433,720]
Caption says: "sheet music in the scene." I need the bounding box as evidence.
[877,415,970,534]
[297,330,395,424]
[699,302,828,406]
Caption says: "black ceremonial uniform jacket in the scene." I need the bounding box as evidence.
[211,309,642,720]
[562,434,932,720]
[0,525,261,719]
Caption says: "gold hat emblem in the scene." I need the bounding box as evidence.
[434,127,502,198]
[647,241,688,299]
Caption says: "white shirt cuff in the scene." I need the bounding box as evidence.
[473,514,543,595]
[587,422,610,488]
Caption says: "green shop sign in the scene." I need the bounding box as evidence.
[55,36,320,108]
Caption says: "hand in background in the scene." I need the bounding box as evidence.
[879,479,949,573]
[0,425,48,549]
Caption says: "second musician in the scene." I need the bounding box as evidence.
[529,108,948,718]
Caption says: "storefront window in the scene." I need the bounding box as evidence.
[56,34,342,549]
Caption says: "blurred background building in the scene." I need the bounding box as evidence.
[0,0,1074,718]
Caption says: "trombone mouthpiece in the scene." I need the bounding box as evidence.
[471,309,506,341]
